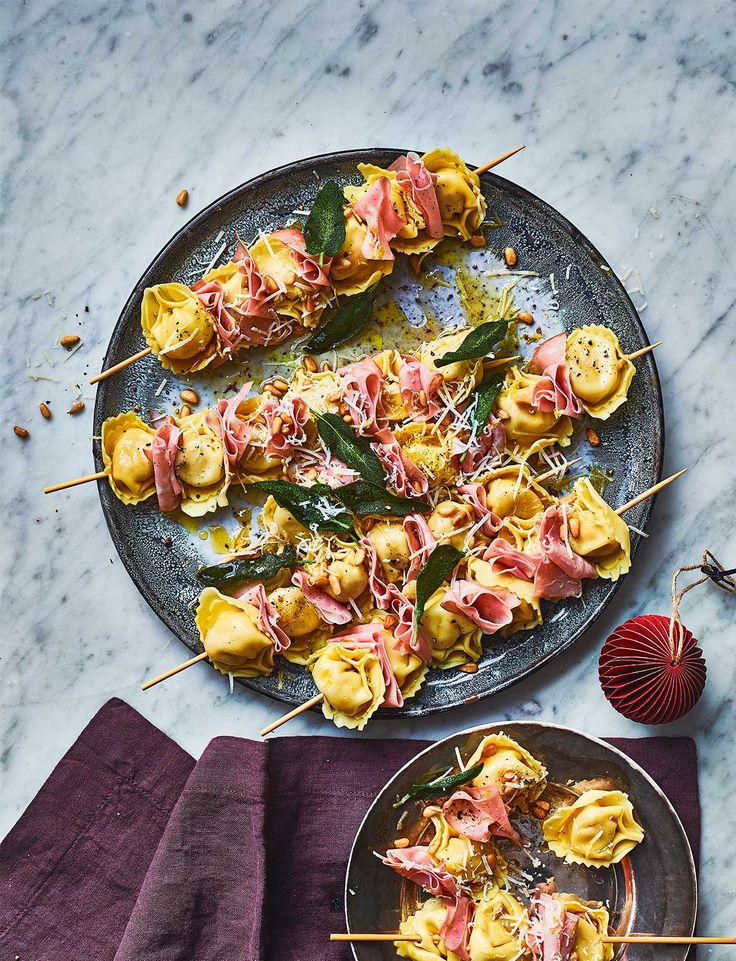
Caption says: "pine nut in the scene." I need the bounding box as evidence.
[176,189,189,207]
[568,516,580,538]
[271,415,283,435]
[503,247,518,267]
[517,311,534,324]
[384,613,399,630]
[180,388,199,405]
[342,414,353,424]
[179,404,191,418]
[586,427,601,446]
[321,362,331,372]
[68,400,85,415]
[470,234,486,247]
[458,662,478,674]
[272,379,289,393]
[14,425,29,438]
[303,355,318,372]
[59,335,80,350]
[39,403,51,420]
[393,837,410,849]
[328,573,342,597]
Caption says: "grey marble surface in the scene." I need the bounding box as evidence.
[2,0,735,941]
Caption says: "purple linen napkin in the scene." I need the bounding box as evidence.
[0,699,700,961]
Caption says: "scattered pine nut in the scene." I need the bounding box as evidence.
[180,388,199,405]
[271,415,283,435]
[568,516,580,538]
[393,837,410,849]
[272,378,289,393]
[14,425,29,438]
[503,246,518,267]
[321,361,331,372]
[179,404,191,418]
[59,335,80,350]
[303,354,318,373]
[517,311,534,324]
[458,662,478,674]
[176,189,189,207]
[68,400,85,415]
[470,234,486,247]
[39,402,51,419]
[586,427,601,446]
[342,414,353,424]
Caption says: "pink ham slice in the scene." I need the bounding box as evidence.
[262,396,309,460]
[212,383,253,467]
[271,227,331,288]
[146,422,182,512]
[403,513,436,579]
[381,846,458,898]
[330,621,403,707]
[399,357,443,421]
[291,570,352,626]
[388,152,444,238]
[351,177,405,260]
[532,364,583,418]
[192,279,242,355]
[235,583,290,653]
[443,784,522,845]
[533,505,597,600]
[442,579,520,633]
[372,428,428,497]
[482,538,539,581]
[530,332,567,372]
[338,357,387,435]
[440,894,474,961]
[454,419,506,474]
[458,483,502,537]
[526,887,580,961]
[232,240,282,321]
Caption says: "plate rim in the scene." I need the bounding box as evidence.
[343,720,697,960]
[93,147,665,715]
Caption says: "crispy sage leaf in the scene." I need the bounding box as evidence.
[307,284,380,353]
[468,373,505,438]
[314,411,385,486]
[414,544,465,642]
[393,762,485,808]
[434,320,509,368]
[251,480,354,537]
[197,546,297,589]
[304,181,346,257]
[333,480,430,517]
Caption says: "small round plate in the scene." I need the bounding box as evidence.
[93,149,664,714]
[345,721,696,960]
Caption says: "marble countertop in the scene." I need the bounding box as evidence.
[2,0,735,941]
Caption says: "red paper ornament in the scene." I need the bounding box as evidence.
[599,615,706,724]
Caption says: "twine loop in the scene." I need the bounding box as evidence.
[668,551,735,663]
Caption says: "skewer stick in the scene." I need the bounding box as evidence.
[141,651,209,691]
[602,936,735,945]
[259,692,324,737]
[485,354,521,370]
[616,468,688,515]
[330,934,419,943]
[44,470,110,494]
[475,145,526,175]
[89,346,152,385]
[534,458,582,485]
[626,341,662,361]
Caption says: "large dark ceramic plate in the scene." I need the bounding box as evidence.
[345,722,696,960]
[93,148,664,714]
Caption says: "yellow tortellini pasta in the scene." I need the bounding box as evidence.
[543,789,644,867]
[556,894,614,961]
[373,612,427,698]
[566,325,635,420]
[496,367,574,452]
[480,465,553,547]
[427,809,505,888]
[428,500,477,550]
[310,643,385,730]
[421,588,482,668]
[195,588,275,677]
[308,543,369,602]
[466,733,547,808]
[198,261,248,303]
[268,586,328,665]
[101,412,155,505]
[568,479,631,580]
[261,496,308,544]
[250,233,327,328]
[467,557,542,634]
[365,520,411,583]
[392,423,455,486]
[422,147,487,240]
[141,282,217,373]
[284,368,343,415]
[395,899,458,961]
[468,889,530,961]
[352,165,440,256]
[175,411,229,517]
[373,349,409,421]
[331,211,394,296]
[419,329,482,397]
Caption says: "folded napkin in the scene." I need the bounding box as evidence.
[0,699,700,961]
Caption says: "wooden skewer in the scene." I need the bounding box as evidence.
[534,458,582,485]
[602,935,735,945]
[141,651,209,691]
[89,346,152,385]
[475,145,526,175]
[485,354,521,369]
[616,468,687,515]
[43,469,110,495]
[330,934,418,943]
[259,692,324,737]
[626,341,662,361]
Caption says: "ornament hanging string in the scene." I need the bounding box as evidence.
[669,550,736,661]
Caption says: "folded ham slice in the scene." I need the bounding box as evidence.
[146,422,182,512]
[399,357,443,421]
[271,227,331,288]
[530,332,566,372]
[372,429,428,497]
[458,483,502,536]
[530,332,582,418]
[192,279,242,355]
[351,177,405,260]
[482,538,539,581]
[338,357,387,435]
[236,583,290,653]
[441,579,520,633]
[381,846,458,898]
[443,784,521,845]
[533,505,597,600]
[212,383,253,467]
[403,513,436,579]
[262,396,309,460]
[526,885,580,961]
[440,894,474,961]
[389,152,444,238]
[291,570,352,625]
[454,419,506,474]
[330,621,403,707]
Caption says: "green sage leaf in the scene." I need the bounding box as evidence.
[307,284,380,353]
[314,411,385,486]
[414,544,465,642]
[197,546,297,589]
[468,373,505,439]
[434,320,510,368]
[393,762,485,808]
[303,181,346,257]
[333,480,430,517]
[251,480,354,538]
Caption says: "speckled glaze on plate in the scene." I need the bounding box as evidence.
[345,722,696,961]
[93,149,664,715]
